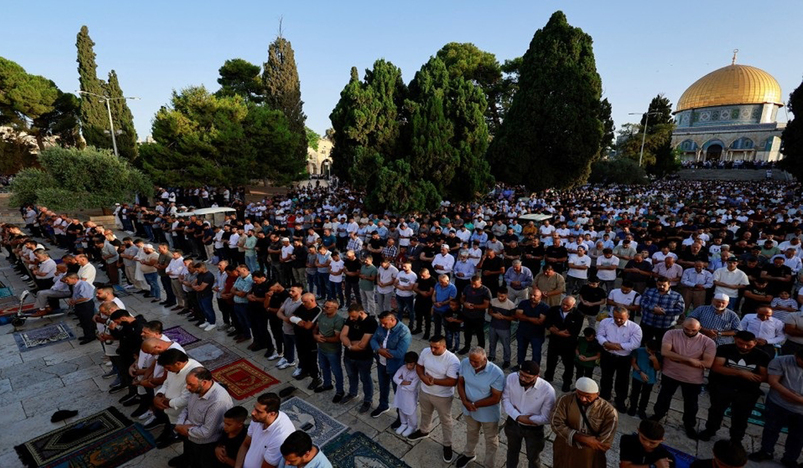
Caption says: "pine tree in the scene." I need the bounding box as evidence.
[106,70,138,160]
[262,34,307,171]
[76,26,110,149]
[780,77,803,179]
[486,11,604,191]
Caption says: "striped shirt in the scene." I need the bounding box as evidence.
[688,305,741,345]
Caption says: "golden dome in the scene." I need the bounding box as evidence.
[676,64,782,112]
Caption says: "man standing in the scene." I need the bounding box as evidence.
[597,307,643,412]
[291,293,323,390]
[455,347,505,468]
[688,293,741,346]
[544,296,584,392]
[173,368,234,468]
[551,377,619,468]
[514,289,549,370]
[313,300,345,402]
[639,276,686,345]
[64,273,96,344]
[713,256,750,305]
[739,306,786,357]
[370,311,412,419]
[459,275,491,355]
[504,259,533,305]
[680,261,714,312]
[649,318,716,439]
[358,254,377,315]
[698,330,769,445]
[407,335,461,464]
[340,304,378,412]
[533,264,565,307]
[501,360,555,468]
[235,393,296,468]
[375,257,398,314]
[153,349,203,448]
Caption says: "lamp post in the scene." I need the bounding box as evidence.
[628,110,662,167]
[75,90,140,157]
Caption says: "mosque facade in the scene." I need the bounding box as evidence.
[672,54,786,162]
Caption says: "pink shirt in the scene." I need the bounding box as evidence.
[661,329,716,384]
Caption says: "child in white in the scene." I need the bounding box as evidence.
[392,351,420,437]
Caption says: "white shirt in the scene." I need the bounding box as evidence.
[567,254,591,279]
[376,265,399,294]
[597,318,643,356]
[328,259,345,283]
[433,253,455,275]
[166,257,185,278]
[607,288,641,315]
[713,267,750,297]
[77,263,96,284]
[395,271,418,297]
[740,314,786,345]
[398,227,413,247]
[417,347,460,397]
[595,255,619,281]
[156,357,201,423]
[501,373,556,426]
[244,412,296,468]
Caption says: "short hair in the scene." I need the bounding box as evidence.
[224,406,248,422]
[468,346,486,357]
[280,430,313,458]
[583,327,596,337]
[109,309,131,321]
[404,351,419,364]
[655,276,669,284]
[252,270,266,279]
[347,302,365,314]
[188,367,213,382]
[470,274,482,283]
[256,392,281,413]
[519,360,540,376]
[378,310,396,321]
[638,419,665,440]
[645,339,660,352]
[144,320,163,334]
[734,330,756,342]
[429,334,446,344]
[157,349,188,366]
[712,439,747,466]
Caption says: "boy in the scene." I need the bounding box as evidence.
[392,351,421,437]
[443,298,464,353]
[628,339,661,419]
[574,327,601,379]
[488,289,516,368]
[619,419,676,468]
[214,406,248,468]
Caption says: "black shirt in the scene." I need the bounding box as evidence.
[443,306,465,332]
[344,258,361,284]
[294,305,321,344]
[196,271,216,298]
[249,280,270,311]
[577,285,606,316]
[344,315,378,361]
[619,434,675,467]
[216,425,247,468]
[544,306,584,348]
[415,276,437,305]
[708,343,770,395]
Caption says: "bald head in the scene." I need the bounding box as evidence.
[142,337,173,354]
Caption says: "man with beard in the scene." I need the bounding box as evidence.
[291,293,323,391]
[551,377,618,468]
[544,296,584,392]
[649,318,716,439]
[235,393,295,468]
[501,360,555,468]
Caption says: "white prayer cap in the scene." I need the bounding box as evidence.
[575,377,599,394]
[713,293,730,302]
[143,244,155,250]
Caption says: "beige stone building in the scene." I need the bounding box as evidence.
[307,137,333,176]
[672,56,786,162]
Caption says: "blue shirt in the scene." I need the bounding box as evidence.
[453,260,476,280]
[433,283,458,313]
[233,274,252,304]
[516,299,549,338]
[639,288,685,329]
[459,359,505,423]
[504,266,534,289]
[631,347,658,384]
[72,280,95,300]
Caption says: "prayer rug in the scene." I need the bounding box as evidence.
[323,431,410,468]
[724,402,788,433]
[186,341,241,371]
[212,359,280,400]
[14,323,75,352]
[281,396,347,447]
[44,424,154,468]
[1,302,35,316]
[111,284,131,297]
[162,325,200,346]
[15,407,137,468]
[665,444,697,468]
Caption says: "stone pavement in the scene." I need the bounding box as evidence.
[0,253,793,467]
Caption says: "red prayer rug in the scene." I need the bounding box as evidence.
[212,359,280,400]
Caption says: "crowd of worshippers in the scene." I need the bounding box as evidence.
[4,178,803,467]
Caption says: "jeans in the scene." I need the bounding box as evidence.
[360,290,376,315]
[628,378,654,414]
[316,272,329,298]
[376,292,393,314]
[344,356,373,402]
[143,272,160,299]
[760,398,803,463]
[504,416,545,468]
[245,255,259,274]
[489,327,511,363]
[307,272,318,297]
[283,334,296,363]
[328,281,344,305]
[396,295,415,326]
[376,362,398,410]
[318,348,344,394]
[517,333,545,367]
[652,373,701,430]
[345,281,360,306]
[233,303,251,338]
[198,295,216,325]
[446,328,461,351]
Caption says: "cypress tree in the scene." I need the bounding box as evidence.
[487,11,604,191]
[76,25,110,149]
[262,35,307,172]
[106,70,138,160]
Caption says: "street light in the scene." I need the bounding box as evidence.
[75,90,140,157]
[628,110,663,167]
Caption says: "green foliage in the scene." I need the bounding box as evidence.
[10,146,151,211]
[306,127,320,151]
[599,98,615,156]
[618,94,678,176]
[0,137,37,174]
[486,11,604,191]
[262,36,307,168]
[76,26,110,149]
[216,58,263,102]
[140,86,302,187]
[780,77,803,180]
[106,70,138,160]
[588,158,647,185]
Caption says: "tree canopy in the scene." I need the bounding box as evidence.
[618,94,679,176]
[10,146,151,211]
[216,58,263,102]
[780,77,803,180]
[486,11,605,191]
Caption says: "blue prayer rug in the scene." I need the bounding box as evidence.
[14,322,75,352]
[281,396,348,448]
[323,431,410,468]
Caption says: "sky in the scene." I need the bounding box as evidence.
[2,0,801,141]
